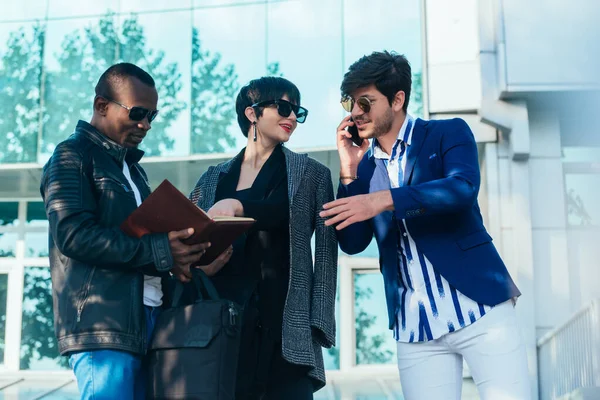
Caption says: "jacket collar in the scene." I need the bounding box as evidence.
[214,144,308,204]
[75,120,145,164]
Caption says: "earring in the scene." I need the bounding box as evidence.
[252,121,257,142]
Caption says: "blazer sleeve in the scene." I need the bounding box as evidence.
[391,118,480,219]
[310,165,339,348]
[189,168,210,207]
[335,159,374,255]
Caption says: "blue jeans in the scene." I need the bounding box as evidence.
[69,305,161,400]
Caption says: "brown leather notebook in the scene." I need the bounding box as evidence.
[120,179,255,266]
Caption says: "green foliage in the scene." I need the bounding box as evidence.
[20,268,68,369]
[190,27,239,153]
[0,25,44,162]
[409,71,423,117]
[41,13,185,157]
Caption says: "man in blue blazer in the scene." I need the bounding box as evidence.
[321,51,531,400]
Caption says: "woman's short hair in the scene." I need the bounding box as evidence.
[236,76,301,137]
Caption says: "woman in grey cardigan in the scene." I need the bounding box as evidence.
[189,77,338,399]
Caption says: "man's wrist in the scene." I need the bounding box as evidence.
[340,164,358,186]
[374,190,394,212]
[339,164,358,177]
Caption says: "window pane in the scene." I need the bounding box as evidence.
[266,0,343,150]
[26,202,47,226]
[0,202,19,227]
[354,272,396,365]
[21,267,67,370]
[344,0,424,118]
[0,232,18,258]
[0,21,43,164]
[41,15,99,158]
[191,4,265,154]
[0,274,7,364]
[42,6,191,158]
[25,203,49,257]
[562,147,600,163]
[567,230,600,307]
[565,173,600,226]
[47,0,118,19]
[3,0,48,20]
[25,232,49,258]
[125,9,192,157]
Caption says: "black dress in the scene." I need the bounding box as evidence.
[211,145,313,400]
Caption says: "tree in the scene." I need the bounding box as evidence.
[0,273,7,363]
[0,204,20,363]
[326,274,394,367]
[20,268,68,370]
[0,14,188,162]
[354,278,394,364]
[0,25,45,163]
[190,27,239,154]
[567,188,593,225]
[42,13,186,157]
[266,61,283,77]
[408,71,424,118]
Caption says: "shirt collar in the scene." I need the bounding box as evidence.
[371,114,415,160]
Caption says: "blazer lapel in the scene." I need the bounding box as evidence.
[403,118,428,186]
[282,147,307,204]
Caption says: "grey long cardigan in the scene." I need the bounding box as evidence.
[189,146,338,390]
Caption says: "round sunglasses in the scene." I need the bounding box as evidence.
[106,98,159,123]
[251,99,308,124]
[340,95,373,114]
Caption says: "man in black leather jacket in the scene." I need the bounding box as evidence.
[40,63,210,400]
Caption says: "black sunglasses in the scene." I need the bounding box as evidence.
[251,99,308,124]
[106,98,159,123]
[341,95,374,114]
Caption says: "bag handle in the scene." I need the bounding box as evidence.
[169,269,220,308]
[191,268,221,301]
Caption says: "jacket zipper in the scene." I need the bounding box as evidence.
[228,302,238,327]
[97,177,133,195]
[77,267,95,323]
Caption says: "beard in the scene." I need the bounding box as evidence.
[359,107,394,139]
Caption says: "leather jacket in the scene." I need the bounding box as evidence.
[40,120,173,356]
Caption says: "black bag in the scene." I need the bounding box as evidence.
[147,270,243,400]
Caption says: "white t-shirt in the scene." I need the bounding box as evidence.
[122,161,163,307]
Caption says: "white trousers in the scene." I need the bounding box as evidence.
[396,300,532,400]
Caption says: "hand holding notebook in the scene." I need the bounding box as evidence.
[121,179,255,266]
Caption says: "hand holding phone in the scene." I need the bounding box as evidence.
[347,117,363,146]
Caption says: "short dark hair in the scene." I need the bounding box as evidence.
[95,62,155,100]
[341,51,412,112]
[235,76,301,137]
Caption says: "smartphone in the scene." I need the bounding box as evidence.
[348,117,363,146]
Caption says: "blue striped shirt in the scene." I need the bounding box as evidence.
[372,115,491,343]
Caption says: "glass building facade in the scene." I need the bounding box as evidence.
[0,1,425,398]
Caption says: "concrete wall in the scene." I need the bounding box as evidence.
[496,0,600,92]
[425,0,481,113]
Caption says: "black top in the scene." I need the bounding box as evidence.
[211,145,290,335]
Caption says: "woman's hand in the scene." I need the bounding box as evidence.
[207,199,244,218]
[195,246,233,276]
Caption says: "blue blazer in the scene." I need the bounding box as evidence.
[337,118,520,329]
